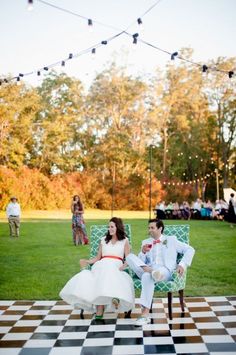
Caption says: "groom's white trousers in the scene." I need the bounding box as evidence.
[126,253,171,309]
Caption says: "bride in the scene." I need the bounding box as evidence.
[59,217,135,319]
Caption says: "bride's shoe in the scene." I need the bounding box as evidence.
[95,314,103,319]
[95,305,104,319]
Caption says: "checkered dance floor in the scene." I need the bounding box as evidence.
[0,296,236,355]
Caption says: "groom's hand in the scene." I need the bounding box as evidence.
[176,265,184,275]
[142,244,152,253]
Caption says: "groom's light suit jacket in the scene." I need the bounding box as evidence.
[138,234,195,273]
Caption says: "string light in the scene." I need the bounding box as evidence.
[2,1,234,84]
[88,19,93,32]
[27,0,33,11]
[133,33,139,44]
[137,18,142,25]
[202,64,208,73]
[171,51,178,60]
[137,18,143,31]
[91,48,96,59]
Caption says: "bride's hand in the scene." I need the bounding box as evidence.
[119,265,124,271]
[80,259,88,269]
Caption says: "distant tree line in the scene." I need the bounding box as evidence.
[0,49,235,210]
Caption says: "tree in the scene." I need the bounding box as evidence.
[0,81,40,168]
[149,49,217,200]
[204,57,236,188]
[86,64,153,208]
[33,71,86,174]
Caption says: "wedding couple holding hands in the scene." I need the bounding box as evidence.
[60,217,195,326]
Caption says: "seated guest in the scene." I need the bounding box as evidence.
[154,201,166,219]
[165,202,173,219]
[212,200,221,219]
[204,200,213,219]
[172,202,181,219]
[181,201,191,220]
[158,201,166,211]
[219,199,228,221]
[192,198,202,219]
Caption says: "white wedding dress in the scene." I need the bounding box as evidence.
[59,237,135,313]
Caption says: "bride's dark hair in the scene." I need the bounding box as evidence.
[105,217,127,243]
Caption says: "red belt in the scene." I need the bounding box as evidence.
[102,255,123,261]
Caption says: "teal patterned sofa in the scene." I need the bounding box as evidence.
[89,223,190,320]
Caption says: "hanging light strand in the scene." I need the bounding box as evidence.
[2,30,124,84]
[1,0,234,85]
[35,0,234,77]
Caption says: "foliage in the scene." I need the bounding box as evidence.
[0,53,235,209]
[0,82,40,168]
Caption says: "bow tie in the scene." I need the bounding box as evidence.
[153,239,161,244]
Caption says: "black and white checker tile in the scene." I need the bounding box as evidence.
[0,296,236,355]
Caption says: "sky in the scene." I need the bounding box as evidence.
[0,0,235,88]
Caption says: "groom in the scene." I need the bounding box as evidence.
[126,219,195,326]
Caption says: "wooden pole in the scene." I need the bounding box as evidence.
[215,168,219,201]
[111,164,116,217]
[149,146,153,219]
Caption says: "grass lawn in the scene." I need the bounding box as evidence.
[0,218,235,299]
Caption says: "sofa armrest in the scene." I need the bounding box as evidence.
[171,269,187,284]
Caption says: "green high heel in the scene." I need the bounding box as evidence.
[95,305,104,319]
[95,314,103,320]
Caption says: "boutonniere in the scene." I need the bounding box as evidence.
[162,239,168,247]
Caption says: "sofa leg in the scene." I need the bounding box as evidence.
[167,292,173,320]
[80,309,84,319]
[179,289,185,312]
[150,300,153,314]
[124,310,132,318]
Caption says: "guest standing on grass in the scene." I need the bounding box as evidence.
[227,193,236,227]
[6,197,21,238]
[60,217,135,319]
[71,195,88,245]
